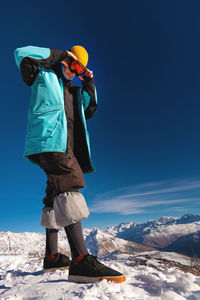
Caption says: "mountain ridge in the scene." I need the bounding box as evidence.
[1,214,200,258]
[106,213,200,256]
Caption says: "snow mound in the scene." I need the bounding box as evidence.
[0,253,200,299]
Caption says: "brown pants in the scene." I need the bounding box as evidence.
[30,150,85,207]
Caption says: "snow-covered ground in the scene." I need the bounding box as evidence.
[1,253,200,300]
[1,215,200,300]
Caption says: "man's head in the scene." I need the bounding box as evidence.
[61,45,88,80]
[70,45,88,67]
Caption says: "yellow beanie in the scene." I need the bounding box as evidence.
[70,45,88,67]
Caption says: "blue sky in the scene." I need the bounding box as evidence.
[1,0,200,232]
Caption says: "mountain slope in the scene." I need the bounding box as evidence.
[0,228,154,258]
[1,213,200,260]
[165,230,200,257]
[107,214,200,250]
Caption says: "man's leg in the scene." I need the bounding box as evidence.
[42,179,71,272]
[42,179,59,258]
[45,228,58,258]
[36,152,86,270]
[65,221,88,262]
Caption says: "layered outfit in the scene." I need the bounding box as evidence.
[14,46,98,228]
[14,46,126,283]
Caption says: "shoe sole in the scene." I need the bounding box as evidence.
[43,266,70,273]
[68,274,126,283]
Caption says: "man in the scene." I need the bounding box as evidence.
[14,45,126,283]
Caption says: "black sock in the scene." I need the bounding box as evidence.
[65,221,88,262]
[45,228,59,258]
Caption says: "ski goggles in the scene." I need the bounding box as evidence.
[68,56,86,76]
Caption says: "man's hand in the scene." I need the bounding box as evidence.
[62,50,93,80]
[79,68,93,81]
[66,50,78,61]
[67,50,93,80]
[61,50,77,67]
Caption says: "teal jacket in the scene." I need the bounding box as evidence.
[14,46,98,173]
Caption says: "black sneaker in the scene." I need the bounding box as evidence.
[43,253,71,273]
[68,254,126,283]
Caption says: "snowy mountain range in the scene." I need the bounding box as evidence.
[106,214,200,257]
[1,214,200,258]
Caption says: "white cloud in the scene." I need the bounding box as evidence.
[89,177,200,215]
[89,198,198,215]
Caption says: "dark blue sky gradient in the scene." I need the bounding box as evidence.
[1,0,200,232]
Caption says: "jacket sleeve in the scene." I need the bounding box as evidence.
[81,76,98,120]
[14,46,68,86]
